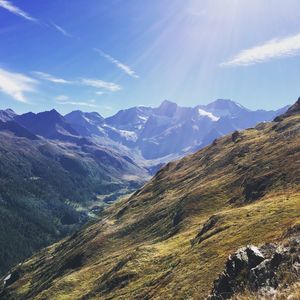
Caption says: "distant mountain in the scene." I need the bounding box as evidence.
[65,110,104,137]
[0,109,17,122]
[15,109,80,141]
[105,106,152,131]
[65,99,289,160]
[2,98,298,300]
[199,98,249,117]
[131,99,290,159]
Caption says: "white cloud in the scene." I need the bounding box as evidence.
[0,68,38,102]
[81,78,121,92]
[221,33,300,67]
[0,0,37,22]
[33,71,72,84]
[51,22,72,37]
[95,49,139,78]
[95,91,105,95]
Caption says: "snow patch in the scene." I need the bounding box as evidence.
[138,115,148,122]
[198,108,219,121]
[119,130,138,141]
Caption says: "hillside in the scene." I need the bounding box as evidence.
[0,101,285,277]
[1,99,299,299]
[0,121,148,276]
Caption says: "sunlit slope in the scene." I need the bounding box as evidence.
[1,100,299,299]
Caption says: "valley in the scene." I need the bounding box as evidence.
[0,99,288,276]
[0,98,298,299]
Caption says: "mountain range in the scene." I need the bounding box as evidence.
[64,99,288,160]
[0,98,290,277]
[1,98,298,299]
[1,98,289,167]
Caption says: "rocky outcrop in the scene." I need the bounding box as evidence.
[208,225,300,299]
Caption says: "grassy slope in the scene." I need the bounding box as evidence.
[1,112,299,299]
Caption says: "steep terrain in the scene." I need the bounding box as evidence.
[1,99,299,299]
[15,109,81,141]
[64,111,105,137]
[0,119,148,275]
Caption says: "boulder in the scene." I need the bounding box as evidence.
[208,231,300,299]
[209,246,264,299]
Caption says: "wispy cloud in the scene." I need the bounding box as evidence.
[0,0,76,40]
[55,94,99,108]
[57,100,99,108]
[95,49,139,78]
[51,22,72,37]
[33,71,73,84]
[221,33,300,67]
[0,0,37,22]
[81,78,121,92]
[34,71,121,92]
[55,96,112,110]
[0,68,38,102]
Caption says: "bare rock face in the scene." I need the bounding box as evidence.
[208,226,300,299]
[208,246,265,299]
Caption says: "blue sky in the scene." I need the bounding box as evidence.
[1,0,300,116]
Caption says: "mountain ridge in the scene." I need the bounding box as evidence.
[66,99,290,160]
[1,98,298,300]
[0,98,291,279]
[1,99,288,162]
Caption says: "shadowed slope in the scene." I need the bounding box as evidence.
[1,100,299,299]
[0,126,148,276]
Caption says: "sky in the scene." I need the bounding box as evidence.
[1,0,300,116]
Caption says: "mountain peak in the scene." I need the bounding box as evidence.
[84,112,104,123]
[5,108,16,115]
[37,109,64,123]
[207,99,246,109]
[48,108,61,115]
[64,110,104,137]
[0,108,17,122]
[15,109,79,139]
[203,99,249,117]
[155,100,178,117]
[160,99,177,106]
